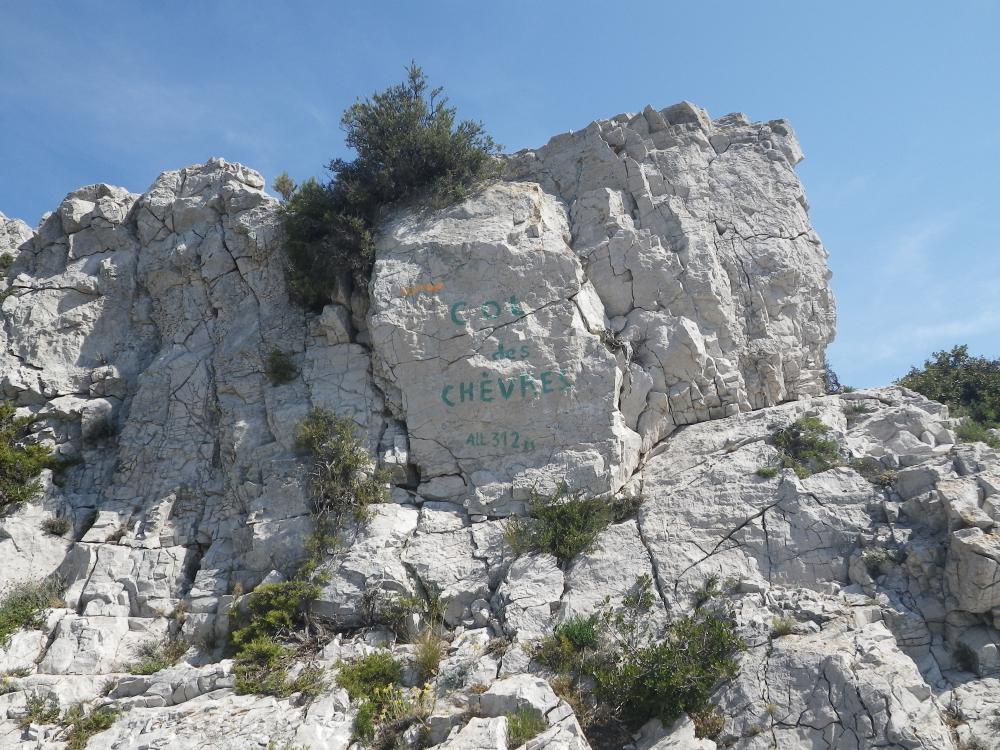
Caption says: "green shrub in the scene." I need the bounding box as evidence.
[336,651,403,702]
[771,617,796,637]
[413,629,444,682]
[358,586,437,640]
[0,253,13,274]
[21,693,60,726]
[691,707,725,740]
[337,652,413,743]
[230,579,320,648]
[535,615,600,673]
[282,63,502,308]
[272,172,297,202]
[692,576,720,608]
[234,637,289,695]
[861,545,905,577]
[63,704,118,750]
[504,484,641,566]
[41,515,72,536]
[591,612,743,731]
[127,637,188,675]
[955,419,1000,449]
[233,637,323,699]
[506,707,547,747]
[0,402,59,509]
[898,345,1000,427]
[850,458,897,488]
[536,576,744,741]
[771,416,841,478]
[265,349,299,386]
[350,683,431,746]
[297,408,390,534]
[755,466,779,479]
[0,577,64,647]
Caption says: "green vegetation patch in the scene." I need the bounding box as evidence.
[127,637,188,675]
[282,63,502,308]
[504,484,643,566]
[534,576,744,744]
[506,707,548,747]
[19,696,117,750]
[297,408,390,536]
[898,345,999,436]
[264,349,299,386]
[233,637,324,699]
[0,402,59,509]
[0,577,64,647]
[336,652,433,744]
[768,416,841,478]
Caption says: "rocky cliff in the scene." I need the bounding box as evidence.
[0,103,996,749]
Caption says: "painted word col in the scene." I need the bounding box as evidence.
[449,295,524,326]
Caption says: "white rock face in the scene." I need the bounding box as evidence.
[0,104,996,749]
[369,106,835,507]
[508,103,836,446]
[370,182,638,511]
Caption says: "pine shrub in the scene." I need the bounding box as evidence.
[282,63,502,308]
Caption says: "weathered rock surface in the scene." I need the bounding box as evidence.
[0,103,996,749]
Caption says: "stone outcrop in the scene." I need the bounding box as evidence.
[0,103,996,750]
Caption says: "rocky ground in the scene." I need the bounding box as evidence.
[0,102,996,749]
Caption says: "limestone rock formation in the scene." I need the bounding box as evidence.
[0,103,996,750]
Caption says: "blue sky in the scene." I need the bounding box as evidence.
[1,1,997,387]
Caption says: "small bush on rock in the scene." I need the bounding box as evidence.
[850,458,897,488]
[504,484,643,566]
[22,693,60,726]
[692,576,720,608]
[337,652,433,744]
[41,515,71,536]
[297,408,390,534]
[337,651,403,702]
[233,637,324,699]
[861,545,906,577]
[691,707,725,740]
[770,416,841,478]
[272,172,296,202]
[62,704,118,750]
[755,466,779,479]
[506,707,547,746]
[230,579,320,648]
[283,62,502,307]
[898,345,1000,429]
[264,349,299,386]
[771,617,796,637]
[535,615,601,674]
[0,577,64,647]
[591,612,743,731]
[0,253,13,274]
[127,637,188,675]
[0,401,59,509]
[535,576,744,744]
[955,419,1000,450]
[413,629,444,682]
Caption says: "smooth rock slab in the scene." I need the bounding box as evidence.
[371,182,640,512]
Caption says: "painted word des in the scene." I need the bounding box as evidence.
[490,340,530,361]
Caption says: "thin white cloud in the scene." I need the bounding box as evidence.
[881,212,959,276]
